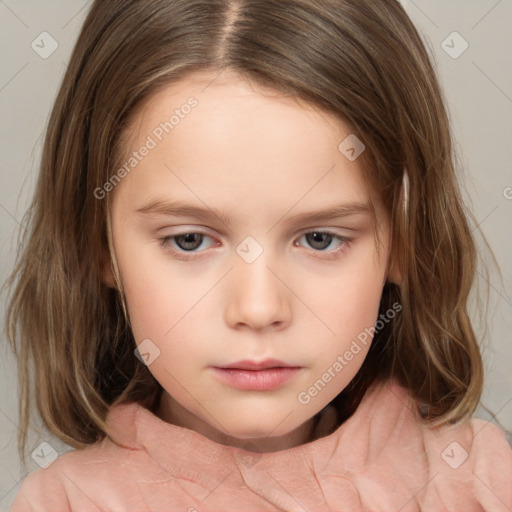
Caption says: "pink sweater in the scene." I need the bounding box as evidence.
[10,378,512,511]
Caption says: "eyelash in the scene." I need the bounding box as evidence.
[158,230,353,260]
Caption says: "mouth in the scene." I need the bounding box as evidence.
[211,359,302,391]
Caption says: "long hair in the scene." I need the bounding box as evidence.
[3,0,502,465]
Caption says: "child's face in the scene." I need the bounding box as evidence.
[109,71,392,451]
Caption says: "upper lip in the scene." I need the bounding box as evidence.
[214,359,299,370]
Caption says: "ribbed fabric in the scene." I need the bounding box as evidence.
[10,378,512,511]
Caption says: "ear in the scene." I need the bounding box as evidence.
[386,250,403,286]
[387,261,402,286]
[100,250,117,289]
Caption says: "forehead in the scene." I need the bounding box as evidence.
[112,71,383,226]
[124,72,351,155]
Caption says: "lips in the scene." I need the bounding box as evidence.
[216,358,297,370]
[211,359,302,391]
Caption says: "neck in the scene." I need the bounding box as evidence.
[156,392,322,453]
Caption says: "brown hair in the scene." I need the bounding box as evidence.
[3,0,505,465]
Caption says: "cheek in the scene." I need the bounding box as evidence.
[314,287,380,372]
[303,253,385,341]
[115,242,199,343]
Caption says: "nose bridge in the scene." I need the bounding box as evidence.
[225,235,291,329]
[235,235,280,298]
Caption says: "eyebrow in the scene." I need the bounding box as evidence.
[136,199,371,228]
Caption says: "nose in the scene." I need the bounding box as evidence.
[224,249,292,332]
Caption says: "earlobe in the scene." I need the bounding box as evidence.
[387,264,402,286]
[386,256,403,286]
[100,255,117,289]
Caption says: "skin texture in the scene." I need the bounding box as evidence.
[106,70,394,453]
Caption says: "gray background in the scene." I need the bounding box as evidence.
[0,0,511,508]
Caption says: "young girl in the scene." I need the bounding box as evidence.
[5,0,511,510]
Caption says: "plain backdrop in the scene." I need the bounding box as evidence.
[0,0,511,508]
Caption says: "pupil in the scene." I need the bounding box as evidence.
[178,233,202,251]
[307,232,331,250]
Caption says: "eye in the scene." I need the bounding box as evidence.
[159,232,216,253]
[294,230,352,257]
[158,230,353,259]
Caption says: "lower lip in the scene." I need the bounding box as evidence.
[211,367,301,391]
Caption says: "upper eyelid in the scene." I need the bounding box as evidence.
[163,227,351,240]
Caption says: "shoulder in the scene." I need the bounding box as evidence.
[422,416,512,510]
[356,379,512,508]
[9,451,73,511]
[10,435,148,511]
[465,418,512,486]
[9,400,172,511]
[383,378,512,463]
[389,380,512,507]
[469,417,512,457]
